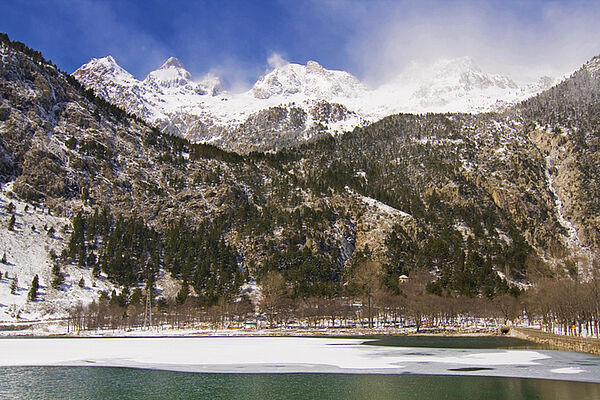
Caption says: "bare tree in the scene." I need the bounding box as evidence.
[349,259,383,328]
[260,271,287,328]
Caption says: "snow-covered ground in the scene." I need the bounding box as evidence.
[0,183,116,323]
[0,336,598,382]
[0,181,191,326]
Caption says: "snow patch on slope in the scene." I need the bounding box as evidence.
[355,191,412,219]
[0,183,116,323]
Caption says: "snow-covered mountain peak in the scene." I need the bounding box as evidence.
[96,55,118,67]
[196,73,224,96]
[415,57,517,90]
[74,56,137,87]
[433,56,480,74]
[144,57,193,88]
[305,60,324,73]
[73,53,557,151]
[251,60,367,100]
[364,56,542,114]
[160,56,186,70]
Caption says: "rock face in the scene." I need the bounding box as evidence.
[515,57,600,269]
[73,55,554,153]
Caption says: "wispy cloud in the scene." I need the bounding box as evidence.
[14,0,599,89]
[63,0,170,76]
[311,0,600,84]
[206,57,262,93]
[267,52,289,70]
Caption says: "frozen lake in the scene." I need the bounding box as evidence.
[1,336,599,382]
[2,367,600,400]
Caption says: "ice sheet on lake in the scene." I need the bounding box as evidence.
[0,337,599,383]
[551,367,585,374]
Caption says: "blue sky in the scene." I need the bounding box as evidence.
[2,0,600,88]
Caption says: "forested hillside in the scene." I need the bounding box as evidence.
[1,33,598,323]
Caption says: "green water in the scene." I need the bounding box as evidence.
[1,367,599,400]
[362,335,548,349]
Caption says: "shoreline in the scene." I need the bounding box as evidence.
[512,328,600,356]
[2,330,506,339]
[1,320,504,338]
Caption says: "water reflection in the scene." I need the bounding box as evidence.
[363,335,549,349]
[1,367,600,400]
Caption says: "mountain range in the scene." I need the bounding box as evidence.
[73,55,555,152]
[0,33,598,322]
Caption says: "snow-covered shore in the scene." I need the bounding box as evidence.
[0,320,499,337]
[0,336,599,383]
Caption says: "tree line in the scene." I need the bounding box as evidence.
[66,258,600,338]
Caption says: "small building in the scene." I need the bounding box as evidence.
[398,274,408,284]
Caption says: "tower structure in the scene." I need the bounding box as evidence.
[143,288,152,329]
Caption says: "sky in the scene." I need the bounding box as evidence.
[2,0,600,89]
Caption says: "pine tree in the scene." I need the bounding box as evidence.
[10,275,18,294]
[1,252,6,264]
[8,214,15,231]
[0,270,3,280]
[51,264,64,288]
[78,277,85,288]
[129,288,142,305]
[47,226,55,237]
[176,282,189,305]
[28,275,39,301]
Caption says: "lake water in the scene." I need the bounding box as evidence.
[1,336,599,399]
[1,367,600,400]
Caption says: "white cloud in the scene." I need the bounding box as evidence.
[313,0,600,84]
[206,58,262,94]
[267,52,289,70]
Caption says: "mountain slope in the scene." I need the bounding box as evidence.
[513,55,600,260]
[1,33,598,322]
[0,183,118,323]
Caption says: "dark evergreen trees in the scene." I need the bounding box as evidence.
[28,274,39,301]
[175,282,189,305]
[51,264,64,288]
[10,275,18,294]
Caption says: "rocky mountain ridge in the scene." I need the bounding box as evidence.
[73,55,555,153]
